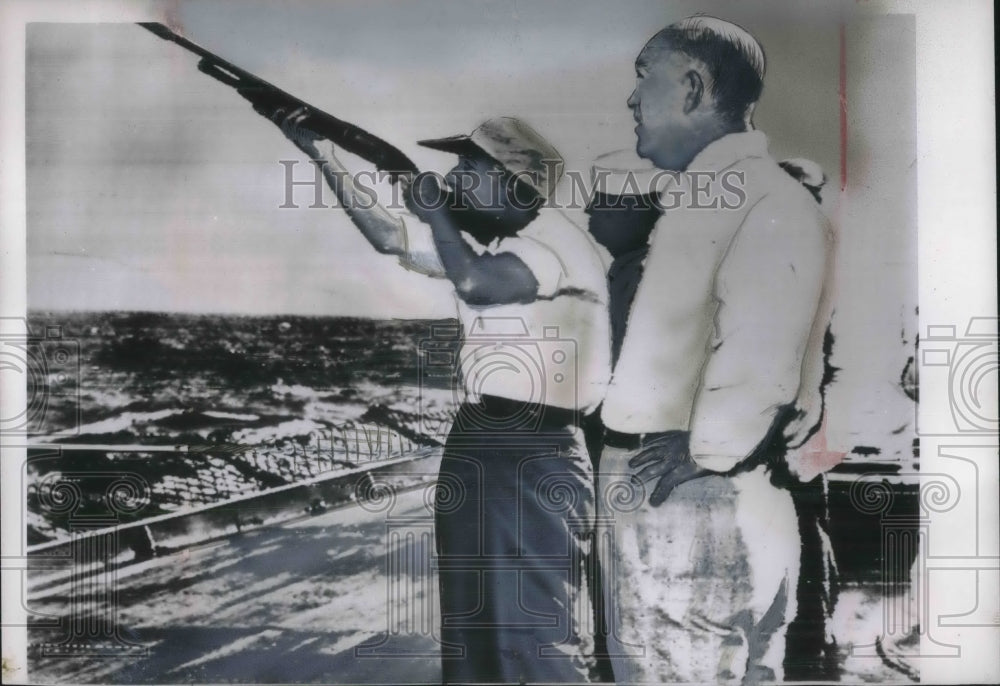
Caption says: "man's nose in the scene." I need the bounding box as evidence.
[627,89,639,108]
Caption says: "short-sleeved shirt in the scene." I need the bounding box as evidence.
[399,208,611,413]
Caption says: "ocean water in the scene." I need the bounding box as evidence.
[25,311,462,440]
[22,311,461,543]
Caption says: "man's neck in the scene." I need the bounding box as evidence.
[680,119,748,171]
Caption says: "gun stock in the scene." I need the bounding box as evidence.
[138,22,419,183]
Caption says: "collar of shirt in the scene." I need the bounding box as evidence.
[653,130,771,195]
[688,129,769,173]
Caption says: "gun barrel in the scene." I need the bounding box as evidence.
[137,22,419,180]
[138,23,254,82]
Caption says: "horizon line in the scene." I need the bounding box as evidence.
[23,308,457,322]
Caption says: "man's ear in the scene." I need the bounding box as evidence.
[683,69,705,114]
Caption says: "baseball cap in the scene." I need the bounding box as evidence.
[418,117,564,200]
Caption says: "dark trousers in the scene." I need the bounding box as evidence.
[436,397,596,683]
[785,474,840,679]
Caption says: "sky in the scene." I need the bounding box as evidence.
[25,0,849,318]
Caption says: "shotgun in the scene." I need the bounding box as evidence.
[138,22,419,183]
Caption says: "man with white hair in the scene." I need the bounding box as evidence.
[596,16,835,683]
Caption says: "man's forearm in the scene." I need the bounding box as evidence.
[424,210,484,291]
[421,209,541,305]
[311,141,405,255]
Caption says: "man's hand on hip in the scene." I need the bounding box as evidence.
[629,431,712,507]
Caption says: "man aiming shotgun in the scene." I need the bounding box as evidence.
[141,23,611,683]
[272,112,611,684]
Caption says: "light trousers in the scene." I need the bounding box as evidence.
[597,445,800,684]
